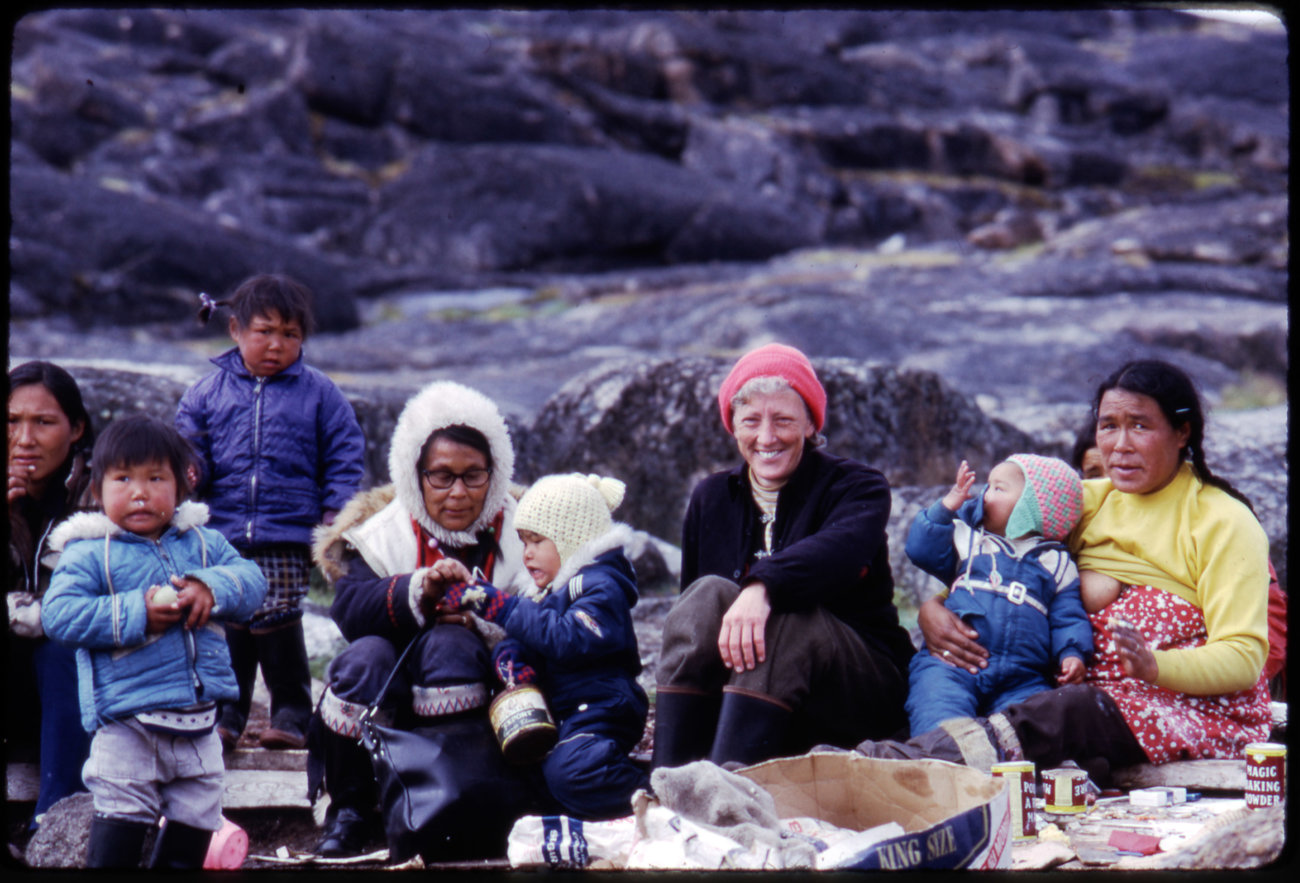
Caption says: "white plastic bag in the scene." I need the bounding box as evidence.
[507,813,637,868]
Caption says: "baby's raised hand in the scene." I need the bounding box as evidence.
[1057,655,1086,685]
[941,460,977,511]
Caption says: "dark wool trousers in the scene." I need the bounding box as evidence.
[657,575,908,750]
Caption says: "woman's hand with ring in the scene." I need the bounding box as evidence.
[918,597,987,674]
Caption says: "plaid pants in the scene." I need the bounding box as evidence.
[243,544,311,631]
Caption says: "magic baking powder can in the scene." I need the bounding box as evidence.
[1244,742,1286,809]
[1042,767,1089,814]
[991,761,1037,839]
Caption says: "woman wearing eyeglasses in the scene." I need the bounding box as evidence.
[307,381,535,857]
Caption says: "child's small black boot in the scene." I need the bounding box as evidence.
[85,814,151,869]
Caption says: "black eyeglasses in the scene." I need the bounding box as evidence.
[420,468,491,491]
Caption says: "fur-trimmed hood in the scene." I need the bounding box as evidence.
[311,482,530,591]
[387,380,515,548]
[312,485,396,584]
[528,522,636,601]
[46,504,208,551]
[46,501,210,561]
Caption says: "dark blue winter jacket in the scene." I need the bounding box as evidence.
[175,348,365,550]
[502,526,647,730]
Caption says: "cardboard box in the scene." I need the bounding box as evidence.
[738,751,1012,870]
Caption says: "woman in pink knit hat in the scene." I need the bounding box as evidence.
[652,343,915,768]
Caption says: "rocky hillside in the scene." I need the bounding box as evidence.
[8,8,1289,605]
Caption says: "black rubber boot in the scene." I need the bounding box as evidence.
[85,814,152,869]
[218,623,258,751]
[314,728,380,857]
[148,819,213,869]
[708,690,792,767]
[256,621,313,749]
[651,689,721,769]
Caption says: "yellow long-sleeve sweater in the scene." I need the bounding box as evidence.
[1070,462,1269,696]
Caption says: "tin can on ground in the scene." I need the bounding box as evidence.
[489,683,558,765]
[1244,742,1286,809]
[1041,767,1089,814]
[991,760,1037,840]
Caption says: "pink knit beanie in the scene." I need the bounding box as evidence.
[717,343,827,433]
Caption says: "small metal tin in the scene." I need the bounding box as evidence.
[1244,742,1286,809]
[992,760,1037,839]
[489,683,558,765]
[1042,767,1089,814]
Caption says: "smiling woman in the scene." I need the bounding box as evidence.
[7,360,97,831]
[652,343,916,769]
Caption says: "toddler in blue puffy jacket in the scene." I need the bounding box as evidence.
[904,454,1092,736]
[176,274,365,751]
[42,415,267,868]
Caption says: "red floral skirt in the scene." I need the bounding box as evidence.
[1087,585,1271,764]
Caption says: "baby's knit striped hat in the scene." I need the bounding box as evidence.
[1005,454,1083,541]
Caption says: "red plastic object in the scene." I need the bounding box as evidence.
[1108,830,1161,855]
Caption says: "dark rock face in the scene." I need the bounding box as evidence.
[7,7,1289,630]
[9,8,1286,331]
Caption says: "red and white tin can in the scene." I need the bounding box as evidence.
[992,760,1037,839]
[1244,742,1286,809]
[1042,767,1089,814]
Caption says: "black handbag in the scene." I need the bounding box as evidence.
[360,635,546,864]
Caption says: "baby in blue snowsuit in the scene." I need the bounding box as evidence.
[904,453,1091,736]
[438,472,649,820]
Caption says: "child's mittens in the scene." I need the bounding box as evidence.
[493,639,538,687]
[439,581,516,623]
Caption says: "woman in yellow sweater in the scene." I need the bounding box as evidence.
[857,359,1272,783]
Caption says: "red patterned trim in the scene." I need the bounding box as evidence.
[385,575,401,628]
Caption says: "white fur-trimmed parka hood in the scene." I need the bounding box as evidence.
[389,380,516,547]
[312,381,529,594]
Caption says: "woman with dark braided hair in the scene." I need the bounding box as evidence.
[856,359,1272,785]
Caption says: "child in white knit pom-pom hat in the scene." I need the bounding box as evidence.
[437,473,649,820]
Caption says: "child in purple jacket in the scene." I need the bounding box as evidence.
[176,274,365,751]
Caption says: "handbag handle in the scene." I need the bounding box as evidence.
[362,635,422,723]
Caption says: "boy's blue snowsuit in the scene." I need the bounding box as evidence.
[497,526,648,820]
[904,493,1092,736]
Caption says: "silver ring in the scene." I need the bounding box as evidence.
[942,649,952,658]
